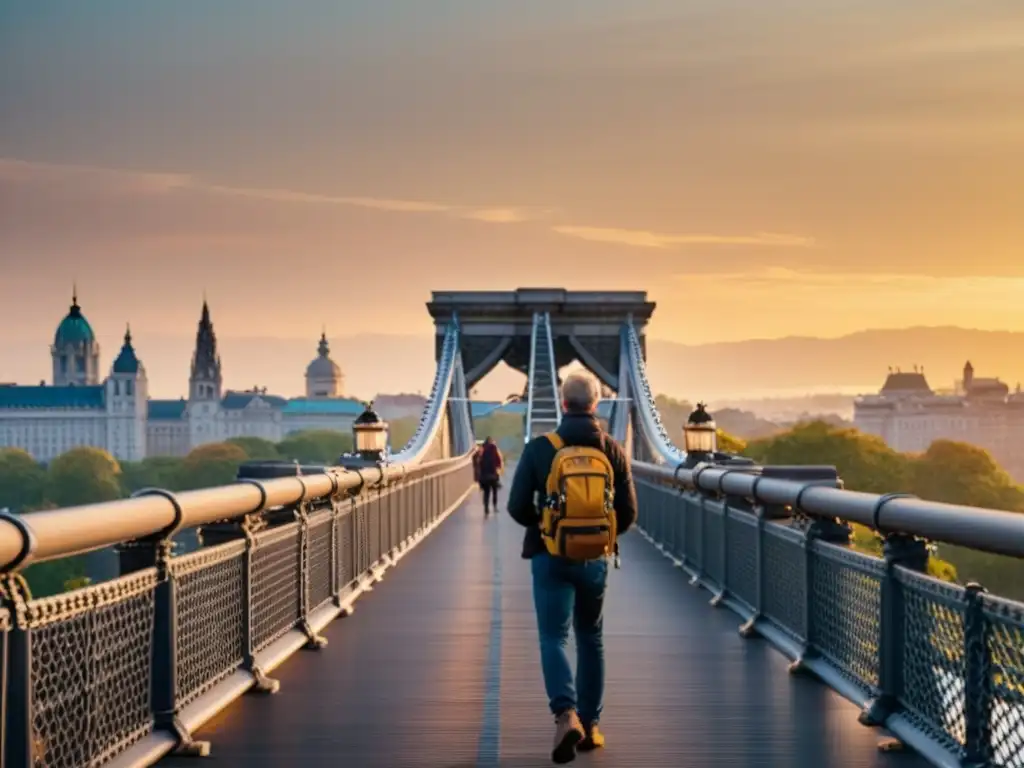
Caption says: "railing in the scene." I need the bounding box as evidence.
[524,312,540,444]
[622,321,685,464]
[0,455,477,768]
[543,312,561,426]
[391,320,463,465]
[633,459,1024,768]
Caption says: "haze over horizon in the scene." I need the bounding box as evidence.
[2,2,1023,398]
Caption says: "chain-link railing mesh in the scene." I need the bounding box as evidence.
[172,542,247,707]
[27,570,157,768]
[631,472,1024,765]
[306,511,334,612]
[251,523,302,651]
[898,570,967,755]
[1,457,475,768]
[985,595,1024,767]
[808,542,883,692]
[725,510,758,609]
[762,524,807,638]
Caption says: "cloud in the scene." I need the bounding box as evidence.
[551,225,815,249]
[0,157,536,224]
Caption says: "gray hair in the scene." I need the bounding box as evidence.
[561,370,601,413]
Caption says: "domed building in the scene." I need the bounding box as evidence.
[0,291,149,464]
[1,294,366,466]
[279,331,364,435]
[305,331,344,398]
[51,289,101,386]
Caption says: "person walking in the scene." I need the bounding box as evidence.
[506,370,637,764]
[476,436,504,515]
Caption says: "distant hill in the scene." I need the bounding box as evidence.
[4,326,1022,403]
[645,326,1024,400]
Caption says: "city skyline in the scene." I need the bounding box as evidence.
[2,1,1023,354]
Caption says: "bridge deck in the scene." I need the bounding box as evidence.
[163,492,930,767]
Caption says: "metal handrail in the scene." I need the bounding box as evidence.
[390,320,463,465]
[0,452,476,572]
[623,321,686,464]
[632,459,1024,560]
[524,312,539,445]
[544,312,562,426]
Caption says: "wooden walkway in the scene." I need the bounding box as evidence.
[162,487,931,767]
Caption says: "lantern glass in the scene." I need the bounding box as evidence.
[354,423,388,454]
[684,424,718,454]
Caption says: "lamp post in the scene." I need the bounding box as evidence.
[683,402,718,464]
[340,401,390,467]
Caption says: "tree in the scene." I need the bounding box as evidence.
[120,456,186,494]
[46,447,123,507]
[226,436,281,461]
[276,430,353,464]
[743,420,911,494]
[909,440,1024,511]
[178,442,248,490]
[716,430,746,455]
[0,448,47,511]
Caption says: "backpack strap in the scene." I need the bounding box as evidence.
[544,432,565,451]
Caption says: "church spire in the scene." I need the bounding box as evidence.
[318,329,330,357]
[190,298,222,401]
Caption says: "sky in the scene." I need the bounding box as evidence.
[1,1,1023,396]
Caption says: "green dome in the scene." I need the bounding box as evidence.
[54,294,95,347]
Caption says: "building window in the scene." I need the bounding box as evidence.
[113,380,120,396]
[126,379,133,396]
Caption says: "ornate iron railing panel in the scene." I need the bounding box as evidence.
[0,455,476,768]
[23,570,157,768]
[170,541,247,709]
[632,466,1024,768]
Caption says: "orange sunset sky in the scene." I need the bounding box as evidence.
[1,1,1023,399]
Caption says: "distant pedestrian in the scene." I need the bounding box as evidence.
[507,369,637,764]
[476,436,504,515]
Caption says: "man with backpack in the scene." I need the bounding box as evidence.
[507,370,638,764]
[475,436,504,514]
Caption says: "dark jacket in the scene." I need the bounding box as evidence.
[477,442,503,482]
[507,412,638,558]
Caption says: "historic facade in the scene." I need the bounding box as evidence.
[854,362,1024,481]
[0,293,364,462]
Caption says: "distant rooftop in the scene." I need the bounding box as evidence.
[0,385,105,410]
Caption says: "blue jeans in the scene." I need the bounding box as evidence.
[531,552,608,725]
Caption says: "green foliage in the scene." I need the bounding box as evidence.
[716,429,746,455]
[276,430,353,464]
[46,447,123,507]
[177,442,248,490]
[910,440,1024,512]
[22,555,90,598]
[226,436,282,461]
[744,420,911,494]
[120,456,188,494]
[738,421,1024,587]
[0,447,47,511]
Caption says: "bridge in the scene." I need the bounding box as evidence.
[0,289,1021,768]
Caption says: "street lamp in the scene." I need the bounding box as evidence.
[352,401,389,463]
[683,402,718,458]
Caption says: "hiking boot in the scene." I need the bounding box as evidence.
[552,709,584,764]
[578,723,605,752]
